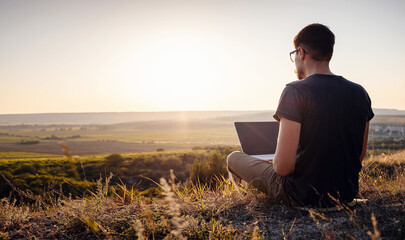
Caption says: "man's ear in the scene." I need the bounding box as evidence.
[298,47,306,61]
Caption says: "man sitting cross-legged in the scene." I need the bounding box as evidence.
[227,23,374,207]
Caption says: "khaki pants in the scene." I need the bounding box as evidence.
[226,151,288,203]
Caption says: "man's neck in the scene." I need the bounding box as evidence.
[304,61,333,78]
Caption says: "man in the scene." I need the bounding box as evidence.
[227,23,374,207]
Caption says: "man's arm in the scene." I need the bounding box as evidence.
[272,117,301,176]
[360,122,370,163]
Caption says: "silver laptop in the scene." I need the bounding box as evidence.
[234,121,279,160]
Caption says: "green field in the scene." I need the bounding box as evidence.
[0,151,63,159]
[0,120,238,146]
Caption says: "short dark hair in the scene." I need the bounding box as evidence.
[294,23,335,61]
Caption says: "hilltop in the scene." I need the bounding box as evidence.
[1,150,404,239]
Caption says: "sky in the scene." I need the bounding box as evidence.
[1,0,404,114]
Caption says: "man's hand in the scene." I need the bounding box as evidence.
[267,159,273,164]
[273,117,301,176]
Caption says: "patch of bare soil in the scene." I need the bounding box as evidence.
[216,200,404,239]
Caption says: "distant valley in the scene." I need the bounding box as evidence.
[0,109,404,155]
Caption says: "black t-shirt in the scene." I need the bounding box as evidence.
[274,74,374,207]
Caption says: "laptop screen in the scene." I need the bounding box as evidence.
[234,121,279,155]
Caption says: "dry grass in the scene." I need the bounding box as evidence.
[0,150,404,239]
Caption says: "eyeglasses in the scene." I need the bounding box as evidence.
[289,48,308,62]
[289,49,299,62]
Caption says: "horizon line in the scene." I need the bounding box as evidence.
[0,110,275,116]
[0,107,404,116]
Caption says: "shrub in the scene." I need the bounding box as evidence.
[208,151,228,179]
[13,165,36,175]
[189,150,228,187]
[189,160,211,184]
[105,154,124,167]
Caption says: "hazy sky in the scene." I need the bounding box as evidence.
[1,0,404,114]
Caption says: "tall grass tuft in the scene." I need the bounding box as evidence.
[0,198,29,233]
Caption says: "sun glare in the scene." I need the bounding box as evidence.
[130,36,224,110]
